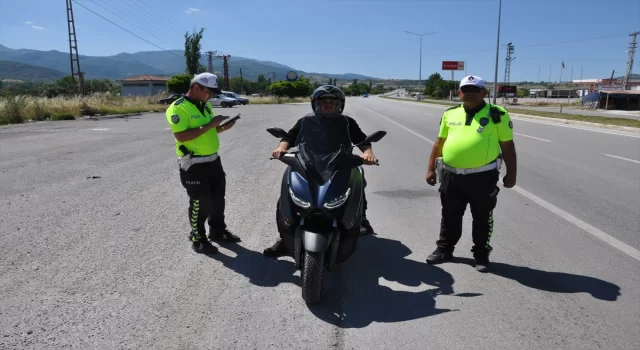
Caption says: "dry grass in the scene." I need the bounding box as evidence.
[0,93,166,125]
[247,96,310,104]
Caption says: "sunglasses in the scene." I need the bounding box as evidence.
[461,86,483,93]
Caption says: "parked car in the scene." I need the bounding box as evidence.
[157,94,182,105]
[362,92,369,98]
[221,91,249,105]
[209,94,237,108]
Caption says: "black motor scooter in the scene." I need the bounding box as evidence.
[266,127,386,304]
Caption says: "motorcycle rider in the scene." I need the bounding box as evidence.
[263,85,378,257]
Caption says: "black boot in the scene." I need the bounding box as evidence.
[263,238,287,257]
[208,228,242,243]
[360,218,375,236]
[190,235,217,254]
[474,253,490,272]
[426,247,454,264]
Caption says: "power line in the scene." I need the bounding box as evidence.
[72,0,183,59]
[136,0,187,35]
[119,0,186,40]
[84,0,180,50]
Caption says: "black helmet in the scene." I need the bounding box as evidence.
[311,85,345,115]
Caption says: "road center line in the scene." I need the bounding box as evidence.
[604,154,640,164]
[514,132,552,143]
[363,106,435,144]
[364,106,640,262]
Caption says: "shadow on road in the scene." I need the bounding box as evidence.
[203,236,484,329]
[307,235,482,328]
[203,243,299,287]
[455,257,621,301]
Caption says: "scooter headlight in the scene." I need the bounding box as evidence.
[324,188,351,209]
[289,187,311,208]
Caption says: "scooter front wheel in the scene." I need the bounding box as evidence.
[301,250,324,304]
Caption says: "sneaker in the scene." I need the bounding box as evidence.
[263,239,288,257]
[191,238,218,254]
[474,255,490,272]
[208,228,242,243]
[426,248,454,264]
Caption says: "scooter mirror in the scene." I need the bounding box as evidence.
[266,127,288,138]
[364,130,387,143]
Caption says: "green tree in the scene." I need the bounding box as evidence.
[167,74,193,94]
[517,88,530,98]
[424,73,443,97]
[267,77,313,97]
[184,28,206,75]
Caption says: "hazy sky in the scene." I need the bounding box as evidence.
[1,0,638,81]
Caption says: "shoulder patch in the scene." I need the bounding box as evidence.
[174,97,185,106]
[509,120,513,129]
[446,104,461,111]
[171,114,180,124]
[490,104,506,115]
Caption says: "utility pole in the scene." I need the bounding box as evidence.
[221,55,230,90]
[404,30,438,92]
[207,52,231,90]
[492,0,502,104]
[65,0,85,96]
[623,31,639,90]
[205,51,217,73]
[503,42,515,103]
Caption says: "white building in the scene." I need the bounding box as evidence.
[117,75,169,96]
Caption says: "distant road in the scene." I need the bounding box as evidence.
[389,89,640,120]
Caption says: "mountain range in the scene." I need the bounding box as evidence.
[0,44,377,82]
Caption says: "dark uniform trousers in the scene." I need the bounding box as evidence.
[437,167,500,257]
[179,157,227,241]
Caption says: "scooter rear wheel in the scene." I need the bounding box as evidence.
[301,250,324,304]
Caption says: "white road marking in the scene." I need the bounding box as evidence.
[513,117,640,139]
[378,97,640,139]
[164,128,171,130]
[514,132,552,143]
[91,128,109,131]
[363,106,435,144]
[604,154,640,164]
[366,106,640,262]
[512,186,640,262]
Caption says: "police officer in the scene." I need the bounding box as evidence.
[166,72,241,254]
[425,75,517,272]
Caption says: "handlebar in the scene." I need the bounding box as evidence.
[270,153,379,165]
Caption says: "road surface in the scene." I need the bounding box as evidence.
[390,89,640,120]
[1,97,639,349]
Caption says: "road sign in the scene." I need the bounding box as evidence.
[286,71,298,82]
[442,61,465,70]
[498,85,517,94]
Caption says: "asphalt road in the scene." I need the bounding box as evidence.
[1,98,639,349]
[390,89,640,120]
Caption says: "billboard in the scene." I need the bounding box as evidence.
[498,85,517,94]
[442,61,465,70]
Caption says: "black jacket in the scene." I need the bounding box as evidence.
[281,113,371,149]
